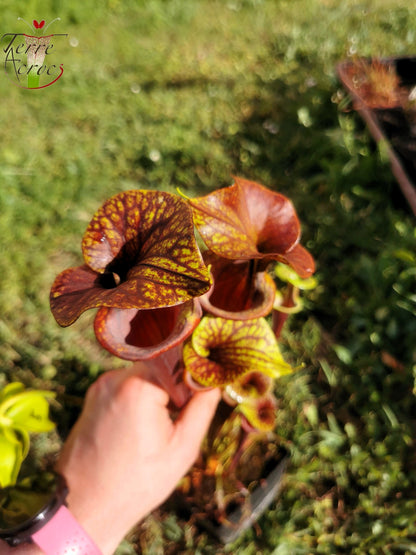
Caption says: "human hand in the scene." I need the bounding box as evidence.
[55,363,220,554]
[0,542,43,555]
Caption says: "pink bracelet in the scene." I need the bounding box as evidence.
[32,505,102,555]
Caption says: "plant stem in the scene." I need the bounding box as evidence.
[228,428,251,474]
[142,346,192,408]
[272,284,296,338]
[28,72,40,89]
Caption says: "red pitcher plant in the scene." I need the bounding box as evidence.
[50,177,316,478]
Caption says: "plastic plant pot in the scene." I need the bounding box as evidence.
[200,449,289,544]
[337,55,416,216]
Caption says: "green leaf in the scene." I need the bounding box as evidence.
[0,430,24,488]
[0,384,56,487]
[4,391,56,433]
[0,383,25,405]
[274,263,318,290]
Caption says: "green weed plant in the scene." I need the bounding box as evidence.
[0,383,55,488]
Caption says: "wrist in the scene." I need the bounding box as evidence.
[0,472,102,555]
[64,492,137,555]
[32,505,102,555]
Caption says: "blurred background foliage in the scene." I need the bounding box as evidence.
[1,0,416,553]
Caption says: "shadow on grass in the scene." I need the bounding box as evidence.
[214,64,416,551]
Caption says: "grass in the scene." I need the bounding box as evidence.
[1,0,416,553]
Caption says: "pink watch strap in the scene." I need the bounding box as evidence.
[32,505,102,555]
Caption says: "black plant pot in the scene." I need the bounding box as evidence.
[172,444,289,545]
[200,449,289,544]
[337,55,416,216]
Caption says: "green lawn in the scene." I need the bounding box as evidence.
[1,1,416,553]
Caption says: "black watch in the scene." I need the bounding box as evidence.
[0,472,101,553]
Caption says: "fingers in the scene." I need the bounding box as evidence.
[82,364,220,455]
[171,388,221,467]
[86,362,167,403]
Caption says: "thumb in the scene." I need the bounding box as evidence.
[171,388,221,468]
